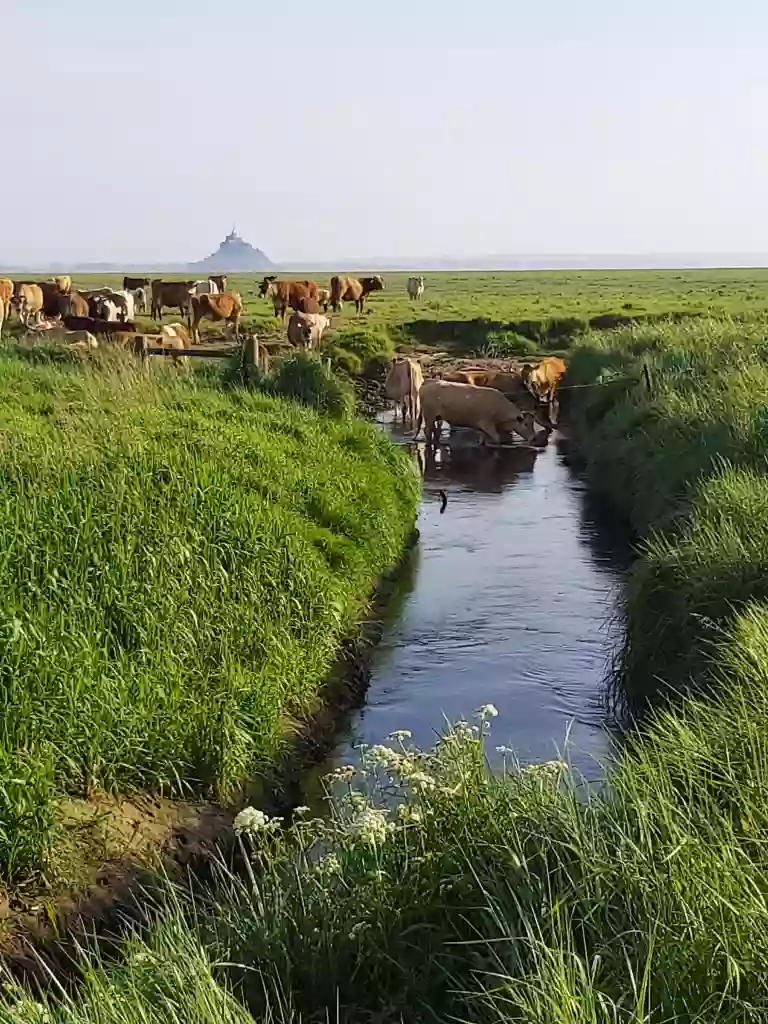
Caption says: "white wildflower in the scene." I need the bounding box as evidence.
[496,745,513,756]
[476,703,499,719]
[348,921,371,940]
[331,764,357,782]
[397,804,422,824]
[316,853,342,875]
[293,805,310,817]
[364,744,404,770]
[523,759,567,780]
[349,806,393,846]
[387,729,412,741]
[407,771,436,793]
[233,806,268,835]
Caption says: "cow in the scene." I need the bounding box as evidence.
[123,276,151,292]
[157,324,190,366]
[480,369,558,430]
[415,380,541,447]
[63,315,137,336]
[316,287,331,312]
[442,367,492,385]
[407,276,425,300]
[385,357,424,428]
[59,292,90,318]
[329,275,384,314]
[190,291,243,343]
[287,311,331,350]
[0,279,12,334]
[190,279,220,297]
[12,284,44,325]
[209,275,227,293]
[150,280,195,321]
[86,289,134,321]
[52,276,71,295]
[522,356,567,404]
[131,286,148,314]
[259,277,319,320]
[18,280,68,318]
[24,324,98,350]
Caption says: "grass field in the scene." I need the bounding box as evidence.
[0,350,418,883]
[4,276,768,1020]
[15,267,768,358]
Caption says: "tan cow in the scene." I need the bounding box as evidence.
[0,279,12,337]
[316,287,331,312]
[64,292,90,318]
[442,367,492,386]
[329,275,384,314]
[416,379,542,447]
[287,311,331,350]
[209,275,228,293]
[12,284,44,325]
[190,291,243,342]
[52,276,71,295]
[385,357,424,428]
[521,357,567,403]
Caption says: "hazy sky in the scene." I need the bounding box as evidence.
[4,0,767,263]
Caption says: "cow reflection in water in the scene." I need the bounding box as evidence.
[413,437,538,495]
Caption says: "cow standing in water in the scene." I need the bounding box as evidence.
[385,357,424,429]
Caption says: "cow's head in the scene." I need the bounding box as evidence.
[369,275,384,292]
[500,409,537,443]
[259,276,277,297]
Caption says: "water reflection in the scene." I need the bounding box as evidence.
[303,429,632,809]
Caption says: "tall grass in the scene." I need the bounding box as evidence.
[0,353,418,880]
[567,315,768,707]
[9,682,768,1023]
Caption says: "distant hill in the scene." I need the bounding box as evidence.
[190,227,275,273]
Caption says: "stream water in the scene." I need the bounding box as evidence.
[305,423,633,795]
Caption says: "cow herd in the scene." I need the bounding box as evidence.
[384,355,567,449]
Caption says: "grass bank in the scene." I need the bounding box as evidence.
[565,314,768,709]
[7,689,768,1023]
[0,351,418,883]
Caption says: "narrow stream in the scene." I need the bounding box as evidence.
[308,425,633,792]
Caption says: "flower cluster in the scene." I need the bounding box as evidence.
[348,806,394,846]
[233,806,283,836]
[522,759,568,780]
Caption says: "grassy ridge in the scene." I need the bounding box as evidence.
[0,354,418,878]
[566,314,768,707]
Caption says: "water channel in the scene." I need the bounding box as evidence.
[309,422,633,792]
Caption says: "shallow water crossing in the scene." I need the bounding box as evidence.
[317,423,633,786]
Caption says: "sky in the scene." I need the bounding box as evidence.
[3,0,768,264]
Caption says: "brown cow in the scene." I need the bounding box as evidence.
[329,275,384,314]
[521,357,567,403]
[259,277,319,319]
[14,280,63,318]
[150,280,195,321]
[190,292,243,342]
[209,275,228,292]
